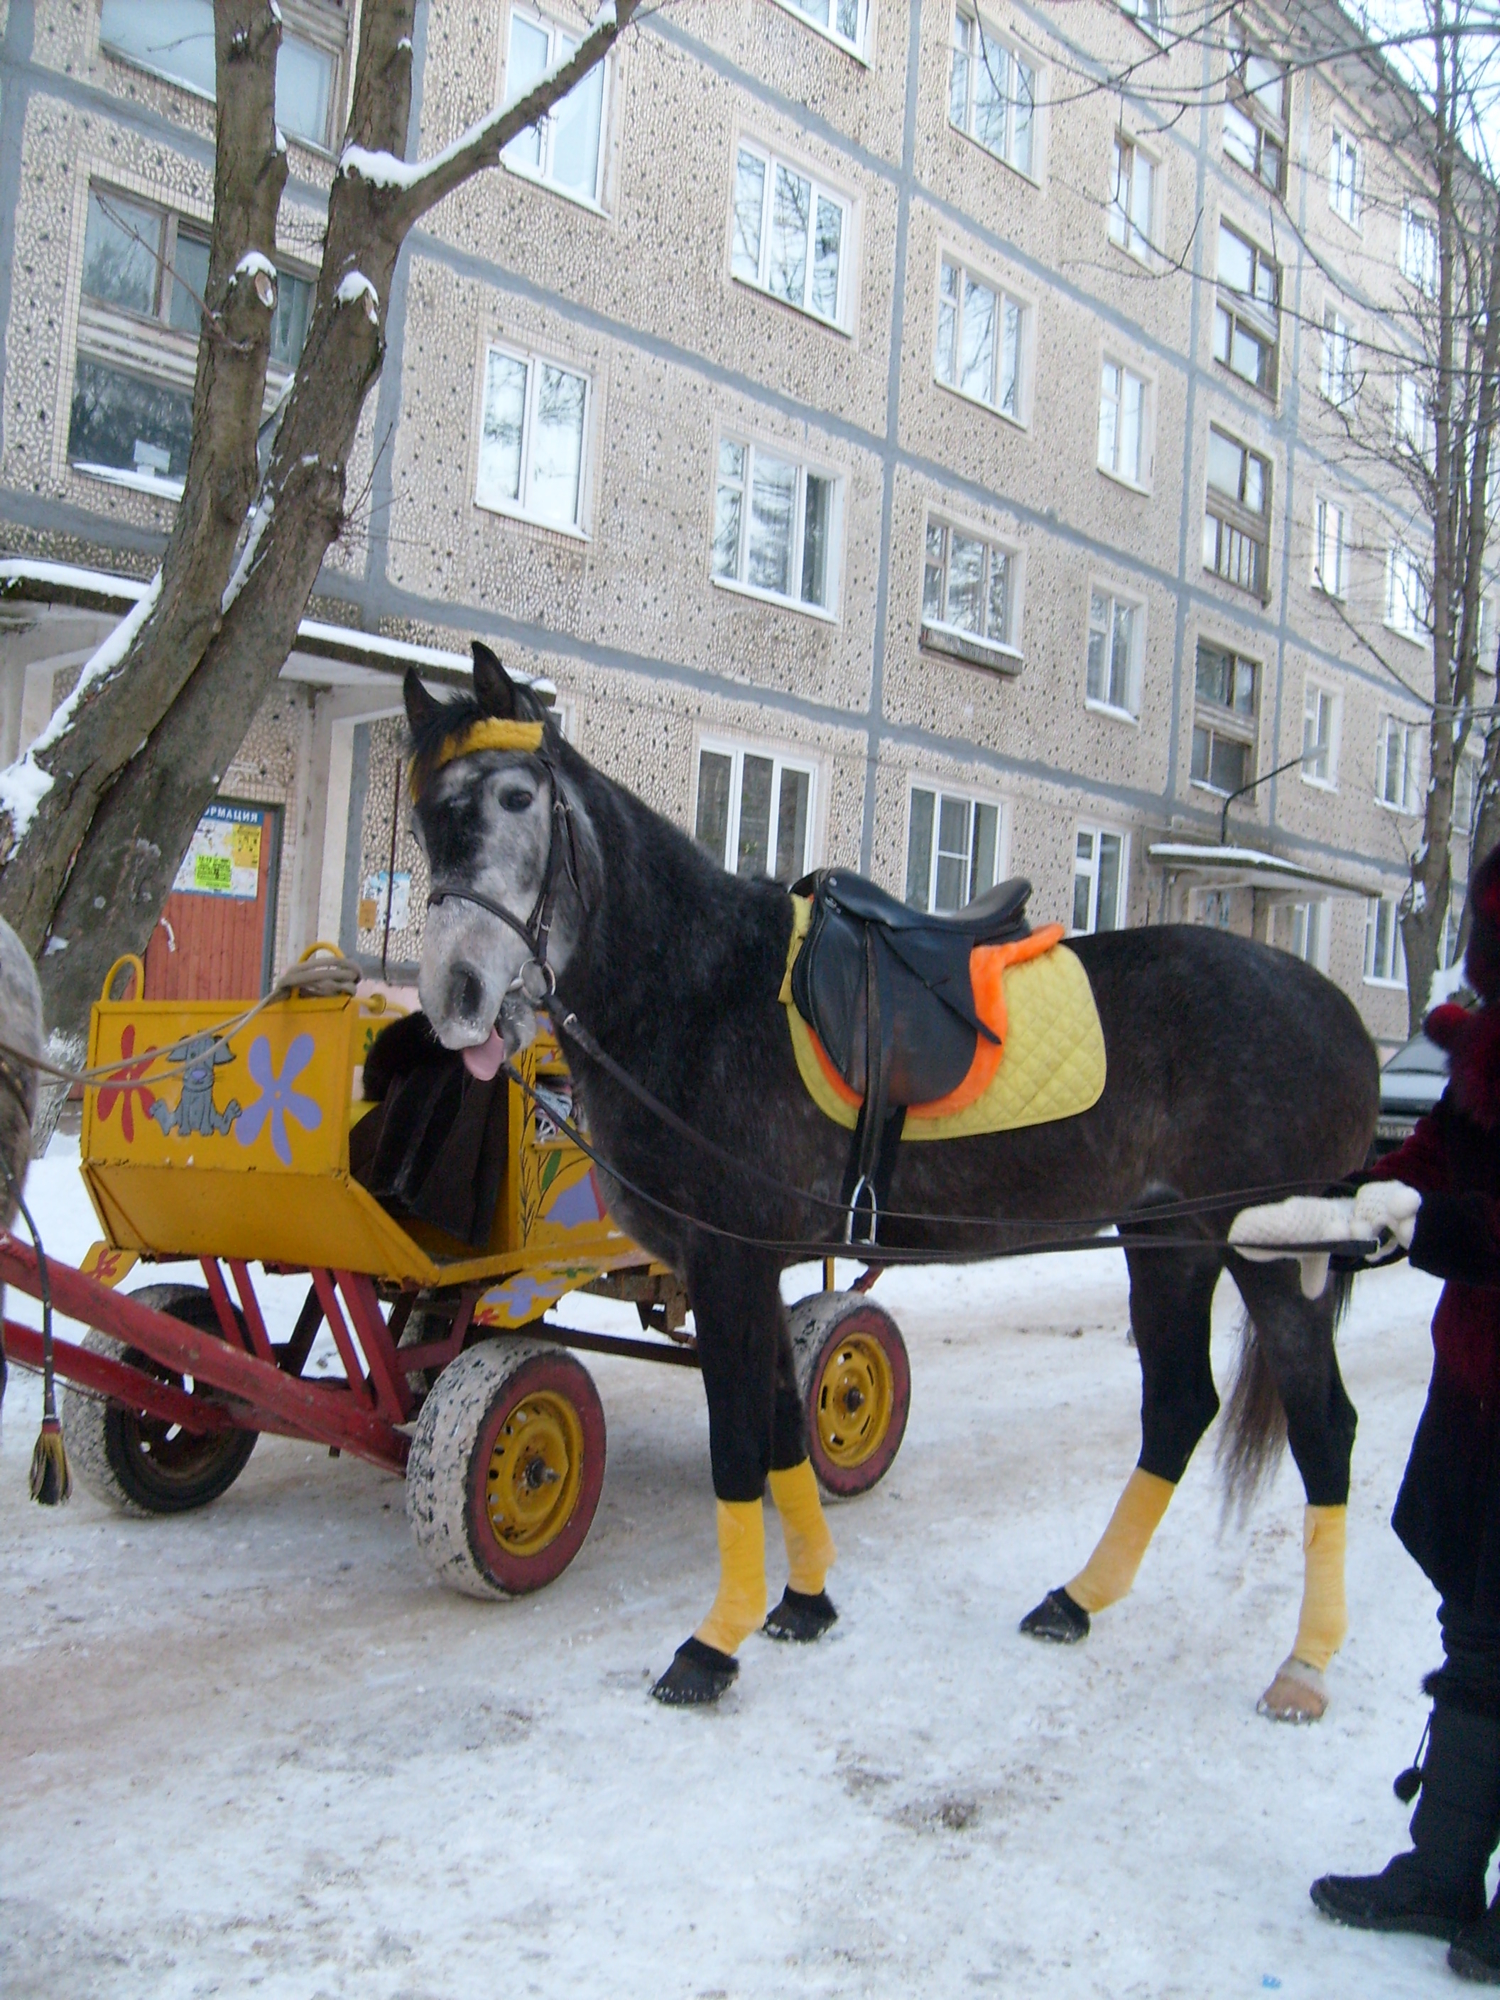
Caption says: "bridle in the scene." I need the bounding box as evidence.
[424,755,581,1007]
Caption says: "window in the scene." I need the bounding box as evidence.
[1214,222,1279,395]
[1203,427,1271,598]
[1377,716,1422,814]
[921,518,1018,668]
[905,787,1005,914]
[1312,496,1349,598]
[475,345,589,531]
[1455,751,1481,840]
[1320,307,1357,407]
[1194,888,1235,929]
[771,0,867,55]
[1119,0,1166,38]
[1224,22,1288,193]
[949,11,1036,178]
[1387,541,1432,641]
[1191,638,1258,794]
[503,8,608,205]
[731,143,849,328]
[713,438,837,612]
[1365,896,1407,986]
[99,0,346,150]
[694,743,814,885]
[1396,374,1433,465]
[1274,899,1329,970]
[1442,889,1466,969]
[1072,826,1128,933]
[1098,359,1147,486]
[1109,136,1156,260]
[1086,589,1141,716]
[1302,680,1340,786]
[68,185,312,496]
[1329,127,1361,226]
[1402,205,1439,297]
[936,258,1025,422]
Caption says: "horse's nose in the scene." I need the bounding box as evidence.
[447,964,485,1023]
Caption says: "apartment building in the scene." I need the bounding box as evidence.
[0,0,1478,1048]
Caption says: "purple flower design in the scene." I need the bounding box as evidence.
[236,1033,322,1164]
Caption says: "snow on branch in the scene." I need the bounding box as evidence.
[335,270,380,321]
[339,0,636,226]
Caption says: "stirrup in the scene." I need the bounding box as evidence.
[846,1176,878,1247]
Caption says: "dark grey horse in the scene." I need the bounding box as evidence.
[405,649,1378,1717]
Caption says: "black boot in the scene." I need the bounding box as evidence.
[1451,1898,1500,1983]
[1311,1704,1500,1942]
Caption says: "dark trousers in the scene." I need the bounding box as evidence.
[1428,1601,1500,1719]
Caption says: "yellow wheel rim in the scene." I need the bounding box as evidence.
[484,1390,585,1556]
[815,1332,894,1470]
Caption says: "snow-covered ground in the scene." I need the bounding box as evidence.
[0,1142,1462,1998]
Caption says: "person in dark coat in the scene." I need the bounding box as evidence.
[1307,846,1500,1984]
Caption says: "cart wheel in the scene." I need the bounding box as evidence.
[63,1284,258,1515]
[406,1339,606,1599]
[789,1292,910,1499]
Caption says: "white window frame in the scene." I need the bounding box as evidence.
[1084,584,1144,720]
[1300,678,1341,789]
[711,434,841,618]
[1320,306,1357,407]
[904,780,1010,915]
[501,5,612,210]
[1108,133,1158,262]
[693,736,818,884]
[1402,204,1439,298]
[1071,824,1130,935]
[767,0,870,59]
[1274,898,1331,971]
[1097,355,1151,490]
[948,9,1040,182]
[1203,427,1271,600]
[920,514,1022,673]
[1190,636,1260,796]
[934,255,1029,427]
[1396,373,1434,465]
[730,138,853,331]
[473,341,592,537]
[1376,714,1423,815]
[1214,219,1280,397]
[1223,20,1289,195]
[1455,748,1481,843]
[1311,495,1349,599]
[1118,0,1167,42]
[1328,126,1361,228]
[1386,540,1433,643]
[1364,895,1408,987]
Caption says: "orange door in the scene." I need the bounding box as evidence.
[145,801,280,1002]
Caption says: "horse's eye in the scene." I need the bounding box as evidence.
[500,787,534,814]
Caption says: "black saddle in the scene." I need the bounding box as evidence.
[789,868,1032,1242]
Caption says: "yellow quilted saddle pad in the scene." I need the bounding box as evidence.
[781,898,1106,1139]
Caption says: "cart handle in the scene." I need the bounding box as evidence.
[99,955,145,1003]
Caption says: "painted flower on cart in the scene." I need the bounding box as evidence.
[96,1025,157,1142]
[236,1033,321,1164]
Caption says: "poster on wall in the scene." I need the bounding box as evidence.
[359,871,411,933]
[170,802,264,899]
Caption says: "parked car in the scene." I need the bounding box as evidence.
[1373,1028,1451,1157]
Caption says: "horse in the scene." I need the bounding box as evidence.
[403,646,1378,1718]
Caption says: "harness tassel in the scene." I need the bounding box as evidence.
[10,1175,70,1506]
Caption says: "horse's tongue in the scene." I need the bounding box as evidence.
[462,1028,505,1081]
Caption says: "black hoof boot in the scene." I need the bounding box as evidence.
[1310,1854,1484,1941]
[651,1636,739,1706]
[1019,1586,1090,1645]
[764,1586,838,1642]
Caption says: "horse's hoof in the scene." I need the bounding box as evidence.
[1258,1658,1328,1723]
[650,1636,739,1705]
[764,1586,838,1642]
[1019,1586,1090,1644]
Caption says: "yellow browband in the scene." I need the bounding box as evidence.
[409,718,544,798]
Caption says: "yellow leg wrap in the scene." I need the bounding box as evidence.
[769,1460,837,1596]
[694,1499,767,1657]
[1066,1468,1176,1615]
[1291,1503,1348,1673]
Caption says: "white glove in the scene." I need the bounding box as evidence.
[1353,1180,1421,1252]
[1228,1196,1357,1299]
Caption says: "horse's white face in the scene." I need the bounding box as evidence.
[411,752,556,1051]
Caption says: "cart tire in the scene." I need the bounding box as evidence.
[406,1339,606,1599]
[63,1284,258,1515]
[789,1292,910,1499]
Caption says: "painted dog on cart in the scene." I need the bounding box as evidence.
[405,648,1378,1717]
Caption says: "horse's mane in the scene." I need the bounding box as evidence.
[405,678,555,799]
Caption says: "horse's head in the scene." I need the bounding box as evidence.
[405,644,568,1053]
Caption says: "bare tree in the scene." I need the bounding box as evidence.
[0,0,641,1061]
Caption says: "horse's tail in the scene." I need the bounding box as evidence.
[1216,1267,1357,1516]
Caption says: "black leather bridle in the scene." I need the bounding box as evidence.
[425,762,580,1005]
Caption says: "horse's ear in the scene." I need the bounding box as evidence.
[472,642,519,718]
[404,668,442,738]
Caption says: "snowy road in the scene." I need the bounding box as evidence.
[0,1144,1463,1998]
